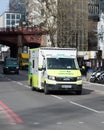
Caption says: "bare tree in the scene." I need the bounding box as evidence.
[41,0,58,47]
[26,0,88,50]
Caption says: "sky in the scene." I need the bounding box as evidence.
[0,0,9,15]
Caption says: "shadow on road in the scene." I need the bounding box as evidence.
[35,88,94,96]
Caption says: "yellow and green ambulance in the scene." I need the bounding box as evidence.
[28,47,82,94]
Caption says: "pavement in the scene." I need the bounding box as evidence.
[82,75,104,94]
[82,76,87,81]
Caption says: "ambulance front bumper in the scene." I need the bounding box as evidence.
[45,83,82,91]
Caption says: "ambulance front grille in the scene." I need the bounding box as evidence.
[55,77,77,82]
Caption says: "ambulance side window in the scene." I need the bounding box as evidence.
[43,58,46,69]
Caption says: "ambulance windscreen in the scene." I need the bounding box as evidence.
[47,58,79,69]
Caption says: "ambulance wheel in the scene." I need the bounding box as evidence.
[75,90,82,95]
[32,86,36,91]
[44,84,49,94]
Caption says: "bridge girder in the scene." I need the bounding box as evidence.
[0,27,45,57]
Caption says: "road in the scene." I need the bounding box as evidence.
[0,65,104,130]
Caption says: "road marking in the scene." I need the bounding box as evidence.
[11,80,30,89]
[56,122,63,125]
[0,100,23,123]
[69,101,104,114]
[11,81,17,84]
[79,122,84,124]
[51,95,104,114]
[24,85,31,88]
[51,95,63,100]
[16,82,23,86]
[0,106,15,123]
[33,122,40,125]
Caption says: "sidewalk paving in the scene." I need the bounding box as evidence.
[82,75,104,93]
[82,76,87,81]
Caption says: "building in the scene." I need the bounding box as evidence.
[57,0,88,51]
[88,0,100,21]
[88,0,104,67]
[97,12,104,58]
[9,0,26,23]
[0,0,26,28]
[88,0,104,20]
[97,12,104,51]
[98,1,104,60]
[88,0,104,51]
[9,0,25,12]
[0,11,21,28]
[88,0,99,51]
[99,1,104,11]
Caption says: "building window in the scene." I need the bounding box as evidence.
[16,14,20,19]
[16,20,19,24]
[11,20,15,26]
[6,25,10,28]
[12,14,15,19]
[6,14,10,19]
[6,20,10,25]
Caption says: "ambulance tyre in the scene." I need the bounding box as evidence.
[44,83,49,94]
[75,90,82,95]
[32,86,36,91]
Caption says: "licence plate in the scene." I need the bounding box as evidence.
[62,85,72,88]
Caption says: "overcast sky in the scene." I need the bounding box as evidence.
[0,0,9,15]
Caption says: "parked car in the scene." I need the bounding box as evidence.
[3,57,19,74]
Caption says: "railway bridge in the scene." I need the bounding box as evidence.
[0,27,46,57]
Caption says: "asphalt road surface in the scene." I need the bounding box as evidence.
[0,65,104,130]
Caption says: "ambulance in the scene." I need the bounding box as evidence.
[28,47,82,94]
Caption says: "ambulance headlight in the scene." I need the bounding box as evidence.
[77,76,82,80]
[48,75,55,80]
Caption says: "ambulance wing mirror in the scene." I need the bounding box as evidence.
[38,66,46,71]
[42,66,46,71]
[38,66,43,71]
